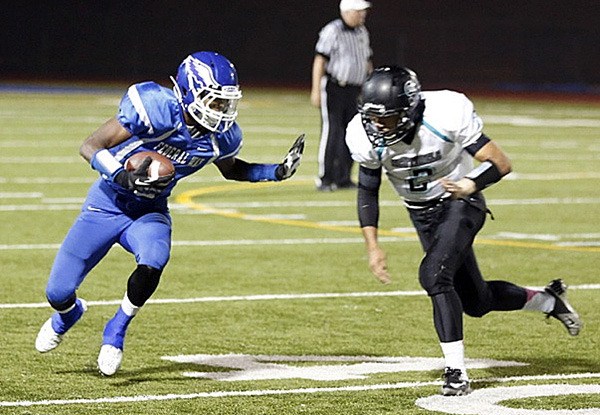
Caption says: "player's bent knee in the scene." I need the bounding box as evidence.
[463,304,491,318]
[136,240,170,270]
[418,256,455,295]
[46,292,77,312]
[127,264,163,307]
[419,274,454,296]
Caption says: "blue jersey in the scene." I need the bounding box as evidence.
[87,81,243,215]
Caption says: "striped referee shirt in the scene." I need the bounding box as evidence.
[315,18,372,86]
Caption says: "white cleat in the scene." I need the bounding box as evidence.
[545,279,582,336]
[35,299,88,353]
[98,344,123,376]
[35,318,63,353]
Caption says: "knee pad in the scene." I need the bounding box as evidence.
[47,293,77,312]
[127,265,162,307]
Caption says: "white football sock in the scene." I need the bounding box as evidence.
[121,293,140,317]
[58,302,77,314]
[440,340,468,379]
[522,290,555,313]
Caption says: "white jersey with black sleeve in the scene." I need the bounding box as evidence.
[346,90,484,205]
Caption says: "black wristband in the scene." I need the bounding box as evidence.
[465,160,503,191]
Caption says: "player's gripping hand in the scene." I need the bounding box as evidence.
[275,134,305,180]
[440,177,476,199]
[114,157,174,199]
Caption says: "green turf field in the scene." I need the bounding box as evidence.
[0,85,599,414]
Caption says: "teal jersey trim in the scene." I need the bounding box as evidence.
[422,120,452,143]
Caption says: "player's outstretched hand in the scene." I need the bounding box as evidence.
[368,246,391,284]
[114,157,174,199]
[275,134,305,180]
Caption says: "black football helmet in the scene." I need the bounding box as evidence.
[358,66,423,146]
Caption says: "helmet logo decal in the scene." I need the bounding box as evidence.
[404,80,419,101]
[184,56,218,88]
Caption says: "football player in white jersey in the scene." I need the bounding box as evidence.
[346,66,582,396]
[34,51,305,376]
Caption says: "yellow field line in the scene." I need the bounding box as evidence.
[174,181,600,253]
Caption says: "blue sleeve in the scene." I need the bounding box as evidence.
[214,124,279,182]
[215,123,243,160]
[246,163,279,182]
[117,82,181,136]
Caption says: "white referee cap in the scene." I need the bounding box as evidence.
[340,0,372,12]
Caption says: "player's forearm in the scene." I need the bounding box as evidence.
[217,158,278,182]
[468,141,512,190]
[361,226,380,252]
[311,55,327,91]
[357,165,381,227]
[80,117,132,163]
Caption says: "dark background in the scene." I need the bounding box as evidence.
[1,1,599,93]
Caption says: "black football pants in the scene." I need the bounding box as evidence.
[318,80,360,187]
[408,196,527,343]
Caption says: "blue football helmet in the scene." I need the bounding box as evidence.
[171,51,242,133]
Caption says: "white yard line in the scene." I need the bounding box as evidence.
[1,284,598,310]
[0,192,43,198]
[3,172,600,184]
[0,197,599,212]
[0,236,409,251]
[483,115,600,128]
[1,372,599,408]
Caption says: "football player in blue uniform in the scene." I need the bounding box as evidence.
[345,66,582,396]
[35,51,305,376]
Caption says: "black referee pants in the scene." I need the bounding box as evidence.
[408,196,527,343]
[318,79,360,187]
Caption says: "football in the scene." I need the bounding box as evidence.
[124,151,175,179]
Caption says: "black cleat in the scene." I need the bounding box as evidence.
[441,367,472,396]
[544,279,582,336]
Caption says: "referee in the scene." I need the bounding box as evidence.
[310,0,373,192]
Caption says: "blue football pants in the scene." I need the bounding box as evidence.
[45,208,171,306]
